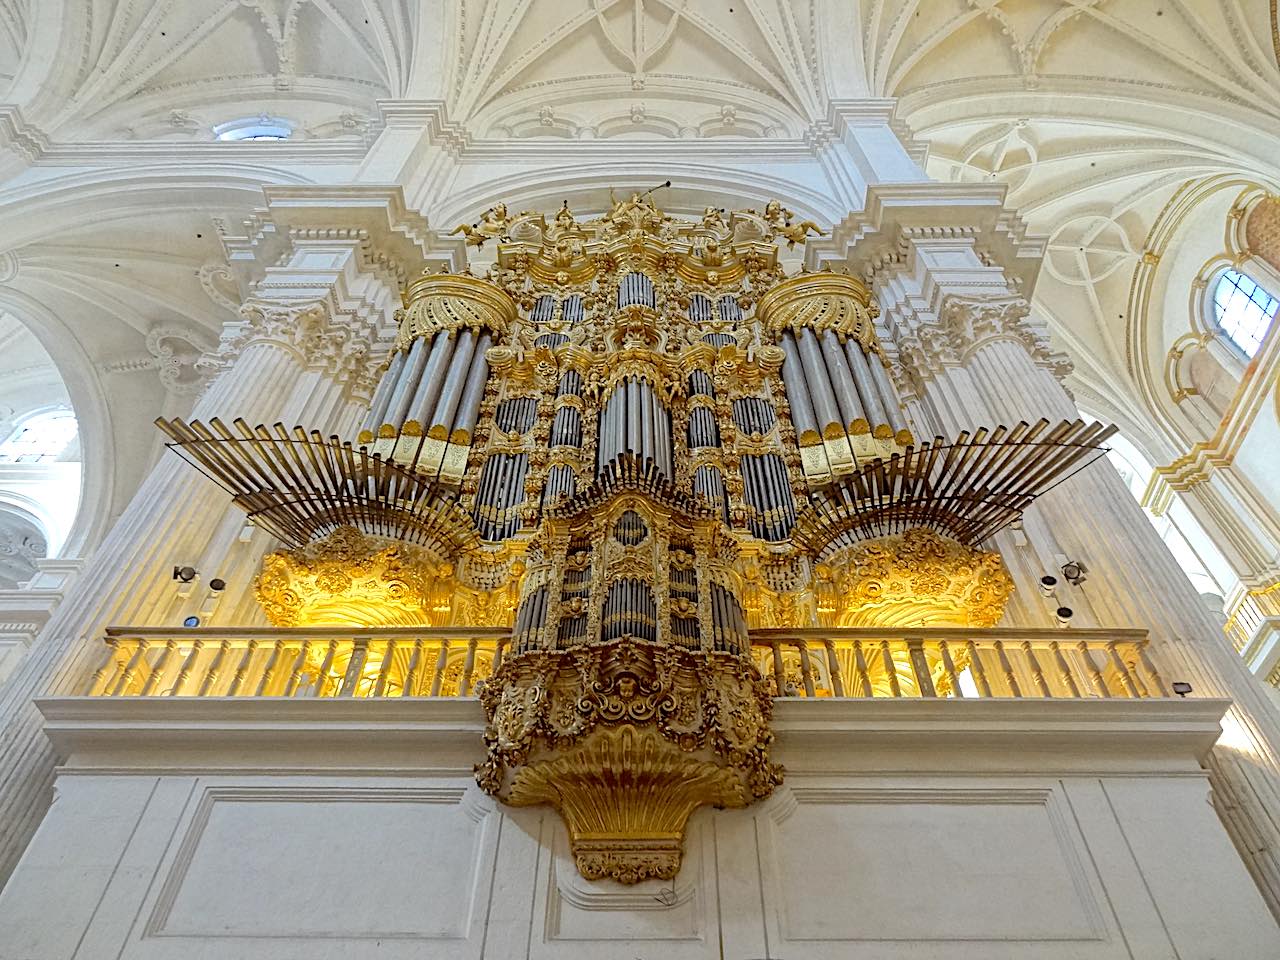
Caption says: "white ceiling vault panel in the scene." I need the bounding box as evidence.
[0,0,1275,551]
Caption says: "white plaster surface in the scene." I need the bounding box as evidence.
[0,696,1276,960]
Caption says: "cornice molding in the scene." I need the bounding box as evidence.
[34,695,1230,776]
[0,104,371,166]
[810,182,1046,297]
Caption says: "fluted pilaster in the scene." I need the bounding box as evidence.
[0,298,389,882]
[918,292,1280,916]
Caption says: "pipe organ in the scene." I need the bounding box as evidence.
[157,190,1118,886]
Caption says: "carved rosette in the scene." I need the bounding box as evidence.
[476,638,781,884]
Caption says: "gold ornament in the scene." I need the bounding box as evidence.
[817,527,1014,629]
[476,637,782,884]
[255,526,457,627]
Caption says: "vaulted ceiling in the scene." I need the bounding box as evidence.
[0,0,1277,549]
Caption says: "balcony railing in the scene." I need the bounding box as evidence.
[86,625,1169,700]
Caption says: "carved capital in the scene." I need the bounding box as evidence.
[199,299,385,394]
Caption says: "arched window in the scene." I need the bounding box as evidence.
[0,409,78,463]
[213,115,292,142]
[1212,268,1278,358]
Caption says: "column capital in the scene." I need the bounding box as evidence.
[196,298,386,399]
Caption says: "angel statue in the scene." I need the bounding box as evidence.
[450,202,513,248]
[550,201,579,236]
[700,206,728,234]
[606,188,665,235]
[762,199,825,249]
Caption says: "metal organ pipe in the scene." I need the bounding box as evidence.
[796,330,841,437]
[641,381,655,466]
[384,336,428,430]
[821,329,867,428]
[407,330,456,429]
[868,352,908,434]
[778,334,818,440]
[429,328,475,433]
[361,350,406,436]
[452,332,492,440]
[844,339,889,428]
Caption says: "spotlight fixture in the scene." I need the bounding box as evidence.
[1060,560,1088,586]
[1055,606,1073,627]
[1172,681,1193,698]
[182,615,201,628]
[208,578,226,592]
[1038,575,1058,598]
[172,565,197,583]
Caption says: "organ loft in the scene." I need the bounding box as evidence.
[154,189,1118,884]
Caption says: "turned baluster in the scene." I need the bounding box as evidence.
[1077,640,1111,697]
[823,638,845,697]
[966,640,993,698]
[906,639,936,697]
[429,639,452,697]
[938,640,962,698]
[197,639,233,696]
[253,639,286,696]
[89,638,126,696]
[111,640,149,696]
[1049,641,1080,697]
[880,640,902,698]
[460,638,479,696]
[313,639,339,696]
[283,640,313,697]
[852,640,872,696]
[770,640,786,696]
[226,639,261,696]
[797,640,816,697]
[372,639,398,697]
[993,640,1021,697]
[337,637,369,697]
[169,638,206,696]
[1022,641,1051,697]
[402,639,425,696]
[1107,642,1142,698]
[140,639,181,696]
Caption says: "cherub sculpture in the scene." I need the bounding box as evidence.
[550,201,578,236]
[606,189,664,235]
[449,202,512,248]
[700,206,728,234]
[762,199,825,249]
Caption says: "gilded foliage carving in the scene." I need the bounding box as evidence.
[476,638,781,883]
[816,527,1014,628]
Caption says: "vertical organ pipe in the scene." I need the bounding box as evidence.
[430,329,476,432]
[452,333,492,439]
[361,350,405,435]
[779,334,819,440]
[796,330,841,436]
[845,339,889,428]
[408,330,456,428]
[868,353,908,434]
[384,336,428,429]
[821,329,866,428]
[626,379,641,456]
[641,381,654,465]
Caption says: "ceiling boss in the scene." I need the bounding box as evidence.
[154,189,1117,883]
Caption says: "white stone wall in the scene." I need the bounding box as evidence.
[1,697,1276,959]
